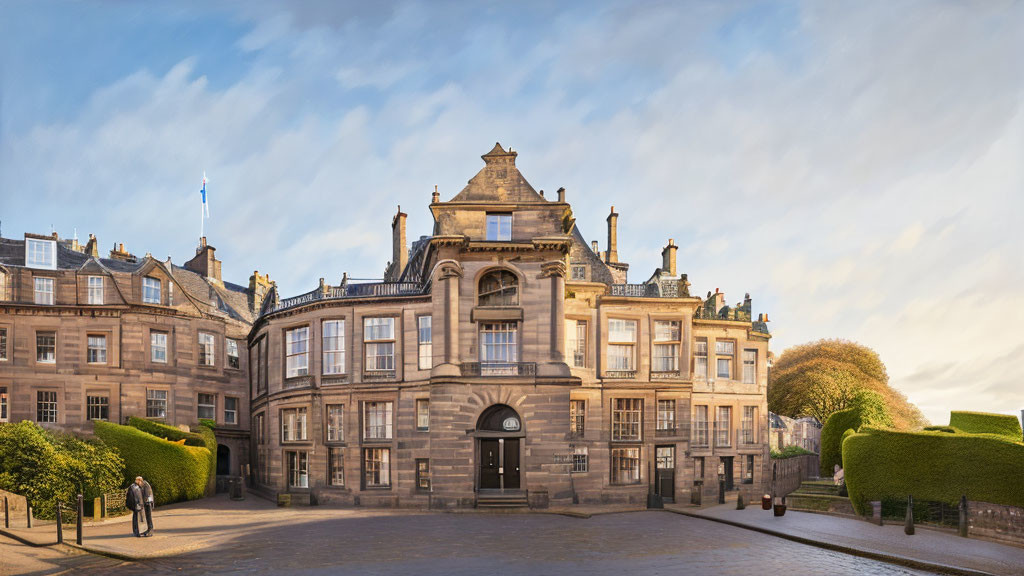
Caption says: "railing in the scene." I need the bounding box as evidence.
[604,370,637,379]
[655,426,677,437]
[283,375,314,389]
[270,281,428,314]
[362,370,397,382]
[610,283,660,298]
[651,370,680,380]
[461,362,537,377]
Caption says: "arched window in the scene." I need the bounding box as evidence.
[477,404,521,432]
[478,270,518,307]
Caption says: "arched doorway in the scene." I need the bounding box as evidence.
[217,444,231,476]
[476,405,522,491]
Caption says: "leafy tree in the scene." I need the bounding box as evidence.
[769,339,926,429]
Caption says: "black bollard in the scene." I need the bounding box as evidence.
[4,496,8,529]
[101,494,107,518]
[55,501,63,544]
[958,495,968,538]
[718,477,726,504]
[76,494,83,545]
[904,495,915,535]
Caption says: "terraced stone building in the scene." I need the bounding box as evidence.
[0,233,270,476]
[249,144,773,508]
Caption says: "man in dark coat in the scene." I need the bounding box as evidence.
[125,480,144,537]
[139,476,155,536]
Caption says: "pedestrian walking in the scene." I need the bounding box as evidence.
[125,480,144,537]
[138,476,155,536]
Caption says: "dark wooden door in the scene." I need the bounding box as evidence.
[723,456,735,491]
[504,438,520,489]
[480,439,500,489]
[655,446,674,502]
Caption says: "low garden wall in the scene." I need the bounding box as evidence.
[967,500,1024,546]
[770,453,819,497]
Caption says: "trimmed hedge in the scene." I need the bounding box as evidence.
[93,421,211,506]
[193,422,218,487]
[948,411,1022,440]
[770,445,815,459]
[842,423,1024,515]
[820,408,861,473]
[128,417,206,447]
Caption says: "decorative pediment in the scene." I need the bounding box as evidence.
[448,143,545,203]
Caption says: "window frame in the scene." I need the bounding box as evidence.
[321,319,346,376]
[146,389,168,419]
[565,319,588,368]
[693,405,709,446]
[329,447,345,487]
[477,270,519,307]
[87,394,109,421]
[607,319,637,372]
[652,320,681,373]
[417,316,432,371]
[87,334,107,364]
[87,276,104,305]
[416,458,430,491]
[0,327,7,361]
[610,446,641,485]
[363,317,396,373]
[478,322,518,370]
[363,447,391,489]
[280,407,309,442]
[694,337,709,380]
[416,398,429,431]
[326,404,344,442]
[25,238,56,269]
[287,450,309,489]
[570,399,586,437]
[36,331,56,364]
[224,396,239,425]
[362,401,393,441]
[197,393,216,421]
[36,390,58,423]
[715,340,735,380]
[142,277,161,304]
[485,213,513,241]
[0,385,8,422]
[572,446,588,473]
[285,326,310,378]
[197,332,216,367]
[34,277,54,305]
[226,339,240,369]
[742,349,757,384]
[150,331,168,364]
[611,398,643,441]
[656,399,676,433]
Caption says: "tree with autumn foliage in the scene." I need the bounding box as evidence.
[768,339,926,429]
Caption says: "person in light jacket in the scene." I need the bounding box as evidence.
[125,480,144,537]
[136,476,155,536]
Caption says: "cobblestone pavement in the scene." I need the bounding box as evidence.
[3,510,939,576]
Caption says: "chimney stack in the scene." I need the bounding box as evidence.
[84,234,99,258]
[661,239,677,276]
[557,187,566,202]
[184,238,222,283]
[605,206,619,263]
[591,240,599,254]
[391,205,408,280]
[712,288,726,314]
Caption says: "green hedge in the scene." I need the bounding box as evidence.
[842,423,1024,515]
[93,421,210,506]
[770,445,815,459]
[948,412,1021,440]
[193,422,218,485]
[820,408,861,473]
[128,417,206,447]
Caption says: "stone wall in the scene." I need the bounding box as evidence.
[0,488,30,528]
[967,500,1024,546]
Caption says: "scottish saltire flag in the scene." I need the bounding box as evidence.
[201,172,210,218]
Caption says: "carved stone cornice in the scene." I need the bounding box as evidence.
[437,260,464,280]
[430,235,469,248]
[532,236,572,254]
[539,260,567,279]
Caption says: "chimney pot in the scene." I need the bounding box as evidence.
[557,187,566,202]
[661,239,678,276]
[605,207,619,263]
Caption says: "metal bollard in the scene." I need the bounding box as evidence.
[904,494,915,535]
[101,494,107,518]
[76,494,83,545]
[958,495,968,538]
[56,501,63,544]
[4,496,8,529]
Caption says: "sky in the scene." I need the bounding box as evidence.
[1,1,1022,426]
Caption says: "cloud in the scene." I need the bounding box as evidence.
[1,0,1022,425]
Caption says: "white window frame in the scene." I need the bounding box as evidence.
[363,447,391,488]
[607,319,637,372]
[26,239,56,269]
[286,326,310,377]
[364,318,396,372]
[142,277,161,304]
[326,404,344,442]
[417,316,432,370]
[611,447,641,485]
[570,399,586,436]
[693,405,709,446]
[566,319,587,368]
[87,334,107,364]
[146,389,168,419]
[36,331,56,364]
[611,398,642,441]
[715,340,735,380]
[197,393,216,420]
[694,338,708,380]
[198,332,215,367]
[742,349,757,384]
[572,446,588,473]
[34,277,54,305]
[485,213,513,241]
[36,390,58,423]
[322,320,346,375]
[329,447,345,487]
[479,322,518,373]
[363,401,393,441]
[657,399,676,432]
[652,320,680,372]
[287,451,309,488]
[416,398,429,430]
[227,339,239,369]
[0,328,6,361]
[87,276,104,305]
[281,407,308,442]
[151,331,168,363]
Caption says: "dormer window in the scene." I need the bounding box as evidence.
[142,277,161,304]
[26,238,56,269]
[478,270,518,307]
[485,213,512,241]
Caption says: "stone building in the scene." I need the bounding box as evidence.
[769,413,822,453]
[0,232,268,476]
[249,143,772,508]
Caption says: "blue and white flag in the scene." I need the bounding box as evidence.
[201,172,210,218]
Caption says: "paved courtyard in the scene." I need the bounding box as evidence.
[2,502,940,576]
